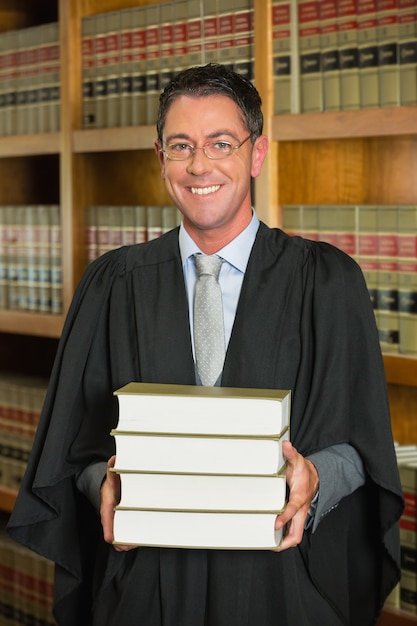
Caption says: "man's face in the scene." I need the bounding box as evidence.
[155,94,268,250]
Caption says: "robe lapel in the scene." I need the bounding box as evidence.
[222,224,302,391]
[130,234,196,385]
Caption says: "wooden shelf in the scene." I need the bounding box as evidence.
[0,310,65,338]
[0,133,60,157]
[379,607,417,625]
[73,125,157,153]
[384,354,417,388]
[272,106,417,142]
[0,486,17,514]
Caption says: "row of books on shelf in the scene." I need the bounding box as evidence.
[385,443,417,615]
[0,22,59,137]
[85,204,181,263]
[273,0,417,114]
[282,204,417,356]
[0,516,55,626]
[0,373,48,492]
[112,382,290,550]
[82,0,254,129]
[0,205,62,314]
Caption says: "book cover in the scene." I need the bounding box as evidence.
[114,382,291,437]
[112,429,289,476]
[113,508,284,550]
[114,470,287,512]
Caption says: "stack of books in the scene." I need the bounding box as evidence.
[111,382,291,550]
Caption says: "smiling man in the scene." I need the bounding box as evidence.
[8,64,403,626]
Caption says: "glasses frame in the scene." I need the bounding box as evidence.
[160,134,252,161]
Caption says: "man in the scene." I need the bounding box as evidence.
[8,64,403,626]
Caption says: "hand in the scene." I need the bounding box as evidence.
[274,440,319,551]
[100,455,136,552]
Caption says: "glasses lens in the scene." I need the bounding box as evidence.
[205,142,233,159]
[166,144,193,160]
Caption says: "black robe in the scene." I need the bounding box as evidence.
[7,223,403,626]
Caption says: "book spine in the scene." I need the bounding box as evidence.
[337,0,360,110]
[203,0,220,64]
[357,205,379,318]
[159,2,175,95]
[272,1,293,115]
[397,205,417,355]
[173,0,189,74]
[49,204,62,315]
[106,11,121,129]
[145,4,161,126]
[233,1,254,81]
[376,205,399,353]
[357,0,379,108]
[319,0,341,111]
[26,27,39,135]
[82,15,97,128]
[218,0,235,69]
[187,0,204,68]
[398,0,417,105]
[130,7,147,127]
[147,206,163,241]
[134,205,147,244]
[298,0,322,112]
[120,205,136,246]
[94,14,108,129]
[119,9,133,128]
[377,0,400,107]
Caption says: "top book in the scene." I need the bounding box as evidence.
[114,382,291,437]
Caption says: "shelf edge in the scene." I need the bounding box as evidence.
[272,106,417,141]
[73,126,157,153]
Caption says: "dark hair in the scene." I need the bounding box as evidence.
[156,63,263,142]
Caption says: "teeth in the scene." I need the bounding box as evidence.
[190,185,220,196]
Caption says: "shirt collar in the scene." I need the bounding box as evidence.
[179,211,260,273]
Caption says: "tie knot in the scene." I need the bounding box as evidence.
[194,254,223,279]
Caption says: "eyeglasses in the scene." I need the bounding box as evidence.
[160,135,252,161]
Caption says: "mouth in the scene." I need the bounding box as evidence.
[190,185,221,196]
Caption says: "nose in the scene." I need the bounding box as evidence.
[186,147,213,175]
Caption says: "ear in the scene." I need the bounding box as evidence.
[154,140,166,178]
[250,135,269,179]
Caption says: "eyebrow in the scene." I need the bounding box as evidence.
[164,130,240,144]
